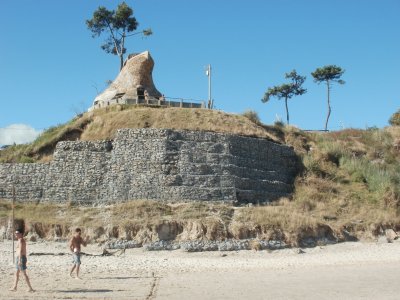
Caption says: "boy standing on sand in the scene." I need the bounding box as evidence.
[10,229,34,292]
[69,228,87,279]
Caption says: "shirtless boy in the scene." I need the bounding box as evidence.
[10,229,34,292]
[69,228,87,279]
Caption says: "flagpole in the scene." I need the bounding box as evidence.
[12,186,15,264]
[207,64,212,109]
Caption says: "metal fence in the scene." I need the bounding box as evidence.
[93,96,206,110]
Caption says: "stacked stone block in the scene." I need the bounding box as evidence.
[0,129,299,204]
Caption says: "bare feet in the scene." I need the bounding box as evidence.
[69,272,74,278]
[27,288,35,292]
[9,288,17,292]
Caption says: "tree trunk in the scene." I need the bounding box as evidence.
[285,97,289,125]
[325,80,331,131]
[119,33,126,71]
[119,54,124,71]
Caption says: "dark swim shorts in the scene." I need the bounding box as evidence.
[72,252,81,265]
[15,255,27,271]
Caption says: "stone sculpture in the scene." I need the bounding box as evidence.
[89,51,162,110]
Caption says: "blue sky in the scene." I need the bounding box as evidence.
[0,0,399,145]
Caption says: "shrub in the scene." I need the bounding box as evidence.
[303,155,326,177]
[340,156,400,205]
[318,140,348,166]
[241,110,261,124]
[19,156,35,163]
[274,120,285,127]
[389,109,400,126]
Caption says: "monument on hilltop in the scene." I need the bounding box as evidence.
[89,51,162,110]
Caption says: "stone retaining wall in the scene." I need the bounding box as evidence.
[0,129,299,204]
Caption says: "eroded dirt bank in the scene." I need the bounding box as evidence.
[1,216,398,250]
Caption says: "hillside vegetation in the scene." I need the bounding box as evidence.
[0,106,280,163]
[1,106,400,246]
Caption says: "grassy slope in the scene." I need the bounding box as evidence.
[0,106,279,163]
[80,106,278,141]
[1,106,400,245]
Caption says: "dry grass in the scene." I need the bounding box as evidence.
[0,199,233,229]
[0,106,280,163]
[1,107,400,245]
[0,115,91,163]
[235,200,318,233]
[80,106,278,141]
[229,125,400,243]
[111,200,172,225]
[282,126,312,154]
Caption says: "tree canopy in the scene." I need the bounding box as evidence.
[311,65,345,85]
[311,65,345,131]
[262,70,307,125]
[86,2,152,70]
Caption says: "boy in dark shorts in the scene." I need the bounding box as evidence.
[10,229,34,292]
[69,228,87,279]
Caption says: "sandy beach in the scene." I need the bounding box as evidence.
[1,239,400,299]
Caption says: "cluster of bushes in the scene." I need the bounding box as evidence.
[389,109,400,126]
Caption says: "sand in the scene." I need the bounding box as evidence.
[1,239,400,299]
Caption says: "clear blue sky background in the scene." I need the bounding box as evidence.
[0,0,399,145]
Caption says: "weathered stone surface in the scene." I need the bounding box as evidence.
[89,51,162,110]
[141,239,287,252]
[0,129,299,204]
[385,229,398,243]
[105,240,142,249]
